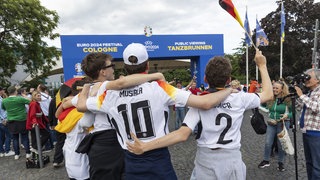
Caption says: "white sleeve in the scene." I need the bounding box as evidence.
[175,88,191,107]
[79,112,95,128]
[242,93,261,110]
[86,96,102,113]
[71,95,78,107]
[97,81,110,95]
[183,107,200,130]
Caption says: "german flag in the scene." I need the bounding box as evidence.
[219,0,243,27]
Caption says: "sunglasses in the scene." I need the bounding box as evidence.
[102,63,115,69]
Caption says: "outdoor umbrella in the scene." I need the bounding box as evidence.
[55,77,83,107]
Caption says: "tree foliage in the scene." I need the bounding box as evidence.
[240,0,320,81]
[0,0,60,85]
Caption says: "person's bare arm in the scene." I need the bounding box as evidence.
[77,84,91,112]
[106,73,165,90]
[187,88,235,110]
[255,50,273,103]
[126,126,192,155]
[55,96,74,118]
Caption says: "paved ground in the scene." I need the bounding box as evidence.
[0,109,307,180]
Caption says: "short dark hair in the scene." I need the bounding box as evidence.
[71,79,89,96]
[205,56,232,88]
[81,53,113,80]
[124,56,148,74]
[7,86,16,95]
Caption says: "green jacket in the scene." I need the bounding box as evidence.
[268,98,292,120]
[1,96,30,121]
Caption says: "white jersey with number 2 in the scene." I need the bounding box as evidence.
[184,91,260,150]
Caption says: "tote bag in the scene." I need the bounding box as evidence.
[277,120,294,155]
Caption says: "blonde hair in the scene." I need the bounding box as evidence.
[230,80,241,90]
[267,80,291,107]
[31,90,41,101]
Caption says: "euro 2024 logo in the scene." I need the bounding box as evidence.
[75,63,83,75]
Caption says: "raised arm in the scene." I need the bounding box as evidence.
[126,126,192,155]
[255,50,273,103]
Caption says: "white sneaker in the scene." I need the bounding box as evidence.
[0,153,4,157]
[4,151,15,157]
[30,148,38,154]
[14,155,20,160]
[26,153,32,159]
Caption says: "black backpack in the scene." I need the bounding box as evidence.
[250,108,267,134]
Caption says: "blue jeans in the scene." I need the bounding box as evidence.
[263,121,290,163]
[12,131,30,155]
[0,124,12,153]
[175,107,186,130]
[303,133,320,180]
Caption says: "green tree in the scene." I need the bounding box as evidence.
[225,45,246,83]
[163,69,191,87]
[0,0,60,85]
[240,0,320,81]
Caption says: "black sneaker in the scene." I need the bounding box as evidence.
[258,160,270,168]
[277,162,285,172]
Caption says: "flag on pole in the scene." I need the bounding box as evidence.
[244,7,251,46]
[256,19,269,46]
[281,2,286,42]
[219,0,244,27]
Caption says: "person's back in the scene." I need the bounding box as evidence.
[101,81,185,148]
[37,84,52,116]
[189,91,259,149]
[125,50,273,180]
[88,43,189,179]
[1,86,31,160]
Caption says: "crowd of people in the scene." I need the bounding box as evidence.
[0,42,319,180]
[0,84,56,161]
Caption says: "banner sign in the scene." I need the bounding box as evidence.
[60,34,223,80]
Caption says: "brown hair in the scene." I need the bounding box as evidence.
[124,56,148,74]
[205,56,232,88]
[81,53,113,80]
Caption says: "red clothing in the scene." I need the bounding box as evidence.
[248,80,259,93]
[189,87,201,95]
[26,101,49,130]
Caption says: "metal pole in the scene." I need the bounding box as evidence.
[34,125,44,168]
[280,0,284,80]
[312,19,319,69]
[256,66,258,81]
[246,45,249,89]
[280,36,283,78]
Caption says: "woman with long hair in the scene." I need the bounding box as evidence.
[26,91,50,152]
[258,80,292,172]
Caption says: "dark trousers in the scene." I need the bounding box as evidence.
[88,130,125,180]
[30,128,50,150]
[53,131,66,163]
[125,147,177,180]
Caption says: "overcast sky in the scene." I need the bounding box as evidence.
[40,0,319,54]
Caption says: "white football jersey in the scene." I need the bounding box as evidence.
[184,91,260,150]
[86,81,190,149]
[72,82,114,133]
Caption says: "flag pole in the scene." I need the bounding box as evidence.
[246,45,249,89]
[243,28,258,50]
[255,14,259,81]
[280,1,285,78]
[280,36,283,78]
